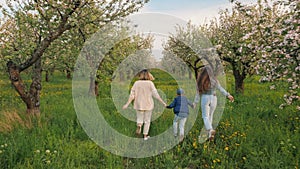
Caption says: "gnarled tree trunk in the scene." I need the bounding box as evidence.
[45,70,50,82]
[66,69,72,79]
[7,58,42,115]
[88,76,99,96]
[232,64,246,94]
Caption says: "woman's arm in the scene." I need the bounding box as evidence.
[153,90,167,107]
[122,94,134,109]
[122,85,136,109]
[150,82,167,106]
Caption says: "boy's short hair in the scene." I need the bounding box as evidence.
[177,88,184,95]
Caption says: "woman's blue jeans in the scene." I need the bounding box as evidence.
[201,94,217,131]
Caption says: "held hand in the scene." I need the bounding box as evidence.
[162,102,167,107]
[122,104,129,110]
[193,103,196,109]
[228,95,234,102]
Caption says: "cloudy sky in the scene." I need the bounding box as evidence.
[0,0,257,24]
[139,0,257,25]
[0,0,257,59]
[137,0,256,59]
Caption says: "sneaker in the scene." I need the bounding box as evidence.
[179,135,184,142]
[198,134,208,143]
[136,126,141,135]
[209,130,216,141]
[144,136,150,141]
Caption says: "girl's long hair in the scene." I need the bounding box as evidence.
[197,66,217,94]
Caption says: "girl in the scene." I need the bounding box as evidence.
[195,65,234,141]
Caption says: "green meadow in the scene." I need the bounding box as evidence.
[0,70,299,169]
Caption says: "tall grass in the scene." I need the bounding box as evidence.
[0,71,299,168]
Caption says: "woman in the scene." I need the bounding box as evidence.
[123,69,166,140]
[195,65,234,141]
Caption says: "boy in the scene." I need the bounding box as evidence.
[166,88,194,142]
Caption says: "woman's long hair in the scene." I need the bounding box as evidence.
[197,66,217,94]
[138,69,155,81]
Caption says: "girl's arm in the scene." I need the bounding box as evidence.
[193,92,200,104]
[187,99,195,108]
[217,84,234,102]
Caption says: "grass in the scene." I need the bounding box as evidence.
[0,70,299,169]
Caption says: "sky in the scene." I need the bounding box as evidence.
[0,0,257,24]
[139,0,257,25]
[136,0,256,60]
[0,0,258,60]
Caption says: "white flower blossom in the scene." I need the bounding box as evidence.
[269,85,276,90]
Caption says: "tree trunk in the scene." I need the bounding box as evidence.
[89,76,96,96]
[95,81,99,96]
[119,71,124,82]
[45,70,49,82]
[232,64,246,94]
[66,69,71,79]
[234,75,244,94]
[7,59,42,115]
[194,68,198,80]
[28,57,42,114]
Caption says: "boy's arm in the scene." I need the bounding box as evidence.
[166,98,176,108]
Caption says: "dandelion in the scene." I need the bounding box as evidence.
[233,131,238,136]
[193,142,197,149]
[224,146,229,151]
[0,145,4,148]
[45,150,50,154]
[46,160,51,164]
[35,150,40,153]
[53,150,57,154]
[240,133,246,137]
[4,144,7,147]
[242,157,247,161]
